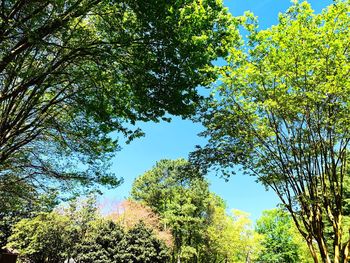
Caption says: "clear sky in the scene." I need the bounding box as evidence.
[103,0,333,222]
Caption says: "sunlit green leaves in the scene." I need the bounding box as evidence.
[191,1,350,261]
[0,0,237,200]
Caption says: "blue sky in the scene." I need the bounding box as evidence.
[103,0,333,222]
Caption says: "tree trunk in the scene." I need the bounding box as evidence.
[316,236,332,263]
[306,239,319,263]
[342,237,350,262]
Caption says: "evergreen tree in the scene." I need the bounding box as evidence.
[123,223,169,263]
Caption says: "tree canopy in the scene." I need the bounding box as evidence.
[0,0,236,198]
[191,1,350,262]
[5,1,350,262]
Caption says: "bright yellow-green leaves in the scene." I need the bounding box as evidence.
[219,0,350,131]
[207,206,263,263]
[256,209,313,263]
[192,1,350,261]
[196,0,350,176]
[7,213,73,262]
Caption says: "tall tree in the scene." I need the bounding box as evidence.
[191,1,350,262]
[131,159,211,263]
[0,0,237,197]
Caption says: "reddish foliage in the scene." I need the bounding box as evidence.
[108,200,173,247]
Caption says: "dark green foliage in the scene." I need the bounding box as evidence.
[123,223,169,263]
[74,221,169,263]
[73,220,126,263]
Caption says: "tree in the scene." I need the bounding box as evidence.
[7,200,169,263]
[0,0,237,198]
[190,1,350,262]
[6,196,100,263]
[256,209,313,263]
[74,220,169,263]
[73,219,126,263]
[131,159,212,263]
[109,199,173,247]
[205,197,263,263]
[0,188,58,248]
[6,212,74,263]
[123,222,169,263]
